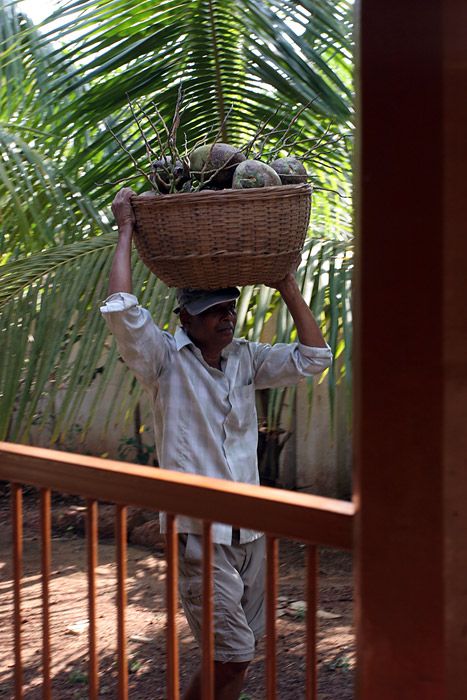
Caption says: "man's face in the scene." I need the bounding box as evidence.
[181,301,237,350]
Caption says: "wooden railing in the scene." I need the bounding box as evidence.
[0,441,354,699]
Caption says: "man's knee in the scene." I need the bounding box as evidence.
[215,659,250,680]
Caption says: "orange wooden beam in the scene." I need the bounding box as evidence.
[12,484,23,700]
[86,499,99,700]
[306,546,318,700]
[40,488,52,699]
[355,0,467,696]
[201,522,214,700]
[116,505,128,700]
[265,536,278,700]
[441,1,467,695]
[166,514,180,700]
[0,442,353,549]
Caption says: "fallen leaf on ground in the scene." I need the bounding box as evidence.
[317,609,342,620]
[65,620,89,635]
[130,634,153,643]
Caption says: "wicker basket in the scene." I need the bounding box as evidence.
[131,183,312,289]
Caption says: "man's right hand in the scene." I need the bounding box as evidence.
[107,188,136,296]
[111,187,136,232]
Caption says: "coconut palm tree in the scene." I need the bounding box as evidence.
[0,0,354,468]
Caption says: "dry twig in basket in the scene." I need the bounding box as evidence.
[107,87,347,196]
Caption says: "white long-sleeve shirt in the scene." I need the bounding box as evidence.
[101,292,332,543]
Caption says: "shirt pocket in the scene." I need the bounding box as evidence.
[229,383,257,433]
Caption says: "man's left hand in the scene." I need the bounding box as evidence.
[266,272,298,295]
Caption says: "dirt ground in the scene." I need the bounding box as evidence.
[0,492,354,699]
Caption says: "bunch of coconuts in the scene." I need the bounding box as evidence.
[150,142,308,194]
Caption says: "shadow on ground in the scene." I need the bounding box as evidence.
[0,493,354,699]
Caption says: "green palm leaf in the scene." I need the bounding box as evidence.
[0,236,179,441]
[0,0,354,448]
[0,124,111,256]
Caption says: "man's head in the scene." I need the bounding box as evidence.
[175,287,240,350]
[174,287,240,316]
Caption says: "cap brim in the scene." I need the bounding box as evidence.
[175,288,240,315]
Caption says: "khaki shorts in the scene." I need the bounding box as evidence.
[178,533,265,663]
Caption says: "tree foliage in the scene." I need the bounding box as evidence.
[0,0,354,445]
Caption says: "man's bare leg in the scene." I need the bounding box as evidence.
[182,660,250,700]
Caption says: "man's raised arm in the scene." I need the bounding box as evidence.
[271,272,328,348]
[108,187,136,296]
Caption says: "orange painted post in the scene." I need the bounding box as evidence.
[12,483,23,700]
[202,521,214,700]
[166,514,180,700]
[442,5,467,696]
[116,505,128,700]
[356,2,453,698]
[266,535,278,700]
[306,545,318,700]
[40,488,52,700]
[87,499,99,699]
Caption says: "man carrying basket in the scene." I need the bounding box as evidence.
[101,187,332,700]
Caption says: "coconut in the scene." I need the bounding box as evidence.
[150,156,189,193]
[189,143,246,188]
[231,160,282,189]
[269,156,308,185]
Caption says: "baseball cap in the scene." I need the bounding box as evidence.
[174,287,240,315]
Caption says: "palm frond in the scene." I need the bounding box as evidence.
[0,0,355,447]
[0,125,111,257]
[0,237,178,441]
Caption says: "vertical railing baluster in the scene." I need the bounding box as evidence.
[40,488,52,699]
[166,514,180,700]
[202,521,214,700]
[266,535,278,700]
[116,505,128,700]
[306,545,318,700]
[12,483,23,700]
[87,499,99,699]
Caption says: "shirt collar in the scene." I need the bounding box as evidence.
[174,326,193,351]
[174,326,245,357]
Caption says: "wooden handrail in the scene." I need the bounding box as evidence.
[3,440,354,700]
[0,442,354,549]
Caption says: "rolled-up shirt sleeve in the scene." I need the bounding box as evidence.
[100,292,169,388]
[252,341,332,390]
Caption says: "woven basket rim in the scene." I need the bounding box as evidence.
[131,182,312,205]
[139,247,303,263]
